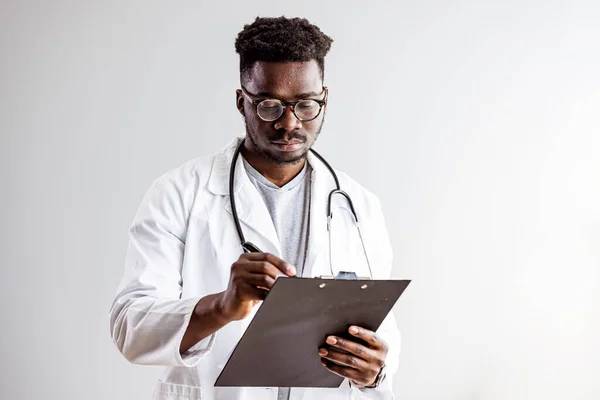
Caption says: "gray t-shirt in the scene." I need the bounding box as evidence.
[242,156,312,400]
[242,156,312,274]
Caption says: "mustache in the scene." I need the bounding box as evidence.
[269,131,307,142]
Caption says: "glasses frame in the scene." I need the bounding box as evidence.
[240,85,328,122]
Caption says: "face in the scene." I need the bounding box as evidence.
[236,60,327,165]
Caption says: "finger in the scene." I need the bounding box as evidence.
[239,282,269,301]
[238,271,277,289]
[246,260,292,281]
[318,348,370,371]
[320,360,366,385]
[262,253,296,276]
[234,258,285,281]
[348,326,388,351]
[242,253,296,276]
[324,335,375,362]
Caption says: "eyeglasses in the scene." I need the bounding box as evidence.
[240,85,328,122]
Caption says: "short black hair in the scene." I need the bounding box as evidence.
[234,16,333,82]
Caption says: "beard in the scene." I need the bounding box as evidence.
[243,114,325,165]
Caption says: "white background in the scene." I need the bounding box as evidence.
[1,1,599,399]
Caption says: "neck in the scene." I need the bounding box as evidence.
[241,144,306,188]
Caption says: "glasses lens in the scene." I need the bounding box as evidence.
[295,100,321,121]
[257,100,283,121]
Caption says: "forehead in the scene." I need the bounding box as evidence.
[244,60,322,99]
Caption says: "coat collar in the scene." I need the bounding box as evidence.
[207,136,244,196]
[206,136,337,277]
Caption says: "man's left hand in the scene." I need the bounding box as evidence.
[318,325,388,388]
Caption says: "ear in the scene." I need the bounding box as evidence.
[235,89,245,116]
[323,86,329,108]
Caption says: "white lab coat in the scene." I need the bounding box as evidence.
[109,137,401,400]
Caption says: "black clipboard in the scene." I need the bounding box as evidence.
[214,273,410,388]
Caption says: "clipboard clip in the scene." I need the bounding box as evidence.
[318,271,370,280]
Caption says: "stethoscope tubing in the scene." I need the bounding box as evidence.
[229,138,372,278]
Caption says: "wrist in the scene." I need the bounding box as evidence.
[362,365,386,389]
[212,292,233,325]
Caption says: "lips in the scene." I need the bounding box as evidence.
[271,140,304,152]
[271,140,303,145]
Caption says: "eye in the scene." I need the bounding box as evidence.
[259,100,281,110]
[297,100,318,110]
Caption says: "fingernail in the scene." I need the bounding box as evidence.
[288,266,296,275]
[349,326,359,334]
[319,349,327,356]
[326,336,337,345]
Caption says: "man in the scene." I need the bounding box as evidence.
[110,16,400,400]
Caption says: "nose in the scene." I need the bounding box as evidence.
[274,105,302,131]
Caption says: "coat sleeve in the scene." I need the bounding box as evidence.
[351,196,402,399]
[109,170,215,367]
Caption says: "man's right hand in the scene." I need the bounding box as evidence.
[217,253,296,322]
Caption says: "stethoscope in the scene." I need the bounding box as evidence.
[229,138,373,278]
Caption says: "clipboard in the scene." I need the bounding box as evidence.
[214,273,411,388]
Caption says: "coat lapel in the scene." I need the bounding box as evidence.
[208,137,282,257]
